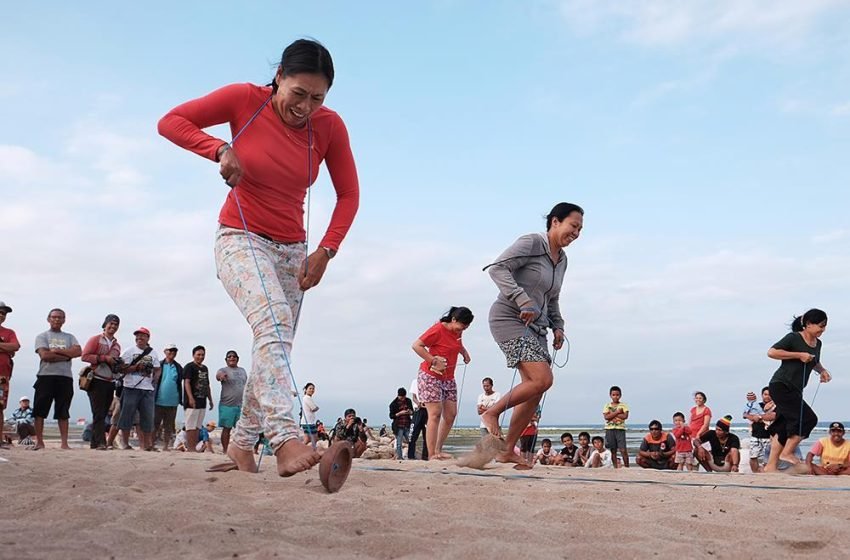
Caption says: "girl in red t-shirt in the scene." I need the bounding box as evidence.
[411,307,473,460]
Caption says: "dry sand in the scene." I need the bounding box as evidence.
[1,445,848,560]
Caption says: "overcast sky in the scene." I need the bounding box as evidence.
[3,1,849,429]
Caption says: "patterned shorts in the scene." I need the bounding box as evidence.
[497,335,551,368]
[749,437,770,461]
[417,369,457,403]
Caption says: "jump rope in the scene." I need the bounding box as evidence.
[223,93,314,467]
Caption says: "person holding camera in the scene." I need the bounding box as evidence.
[118,328,161,451]
[80,314,122,450]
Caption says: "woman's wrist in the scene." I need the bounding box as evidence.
[216,143,231,162]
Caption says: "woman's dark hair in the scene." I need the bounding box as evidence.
[192,345,205,354]
[545,202,584,231]
[791,308,828,332]
[270,39,334,94]
[440,306,474,325]
[304,382,315,392]
[694,391,707,402]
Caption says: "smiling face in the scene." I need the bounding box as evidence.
[762,388,772,404]
[803,320,828,339]
[193,348,205,365]
[694,393,706,406]
[104,320,119,337]
[561,435,573,447]
[548,211,583,249]
[225,353,238,367]
[272,71,329,128]
[135,333,149,349]
[830,428,845,445]
[445,318,470,334]
[305,384,315,396]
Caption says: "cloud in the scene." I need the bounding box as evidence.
[812,229,849,244]
[559,0,845,48]
[831,101,850,116]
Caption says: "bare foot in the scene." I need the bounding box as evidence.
[778,454,800,465]
[432,452,453,460]
[60,444,71,450]
[276,438,321,477]
[496,450,524,464]
[226,445,258,473]
[480,411,501,437]
[31,443,45,451]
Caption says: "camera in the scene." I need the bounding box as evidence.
[110,357,125,376]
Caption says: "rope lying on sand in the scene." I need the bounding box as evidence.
[354,464,850,492]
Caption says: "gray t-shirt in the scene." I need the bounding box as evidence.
[34,330,80,378]
[218,367,247,407]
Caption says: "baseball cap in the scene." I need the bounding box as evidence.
[0,301,12,313]
[19,396,29,402]
[133,327,151,337]
[829,422,845,431]
[164,343,178,351]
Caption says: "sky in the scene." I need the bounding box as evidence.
[2,1,849,430]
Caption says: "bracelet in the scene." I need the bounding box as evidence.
[217,143,231,162]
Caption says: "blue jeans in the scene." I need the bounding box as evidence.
[395,427,409,459]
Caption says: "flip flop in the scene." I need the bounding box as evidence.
[205,462,240,473]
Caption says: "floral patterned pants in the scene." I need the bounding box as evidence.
[215,227,305,452]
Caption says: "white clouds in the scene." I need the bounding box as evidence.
[559,0,845,48]
[831,101,850,116]
[812,229,848,244]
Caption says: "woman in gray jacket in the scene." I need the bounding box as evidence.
[480,202,583,464]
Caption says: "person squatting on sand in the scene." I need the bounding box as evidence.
[80,314,121,450]
[159,38,359,476]
[480,202,583,464]
[806,422,850,476]
[764,309,833,472]
[694,415,740,472]
[412,307,473,460]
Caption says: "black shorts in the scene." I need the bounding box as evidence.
[32,376,74,420]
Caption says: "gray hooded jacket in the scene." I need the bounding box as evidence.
[486,233,567,344]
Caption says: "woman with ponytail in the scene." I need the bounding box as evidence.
[764,309,833,472]
[480,202,583,464]
[411,307,473,460]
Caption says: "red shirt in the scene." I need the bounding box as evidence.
[158,83,359,250]
[689,406,712,438]
[417,322,464,381]
[672,425,693,453]
[0,326,19,377]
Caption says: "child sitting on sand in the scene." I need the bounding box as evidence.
[585,436,613,468]
[672,412,694,471]
[577,431,592,466]
[553,432,581,467]
[535,438,559,465]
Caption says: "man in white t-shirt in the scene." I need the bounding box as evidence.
[118,328,161,451]
[477,377,501,437]
[407,377,428,460]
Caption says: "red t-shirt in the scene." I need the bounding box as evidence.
[672,425,693,453]
[521,422,538,437]
[0,326,19,377]
[417,322,464,381]
[689,406,712,437]
[158,83,359,250]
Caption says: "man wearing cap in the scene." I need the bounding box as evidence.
[81,314,122,450]
[33,308,82,450]
[8,396,35,444]
[154,343,183,451]
[806,422,850,476]
[118,328,161,451]
[637,420,676,470]
[695,415,741,472]
[0,301,21,448]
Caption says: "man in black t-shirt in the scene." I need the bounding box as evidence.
[182,345,213,453]
[696,415,741,472]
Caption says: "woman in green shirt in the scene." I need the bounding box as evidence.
[764,309,833,472]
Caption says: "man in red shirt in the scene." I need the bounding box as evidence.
[0,301,22,447]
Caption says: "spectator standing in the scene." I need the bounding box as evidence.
[389,387,413,460]
[154,343,183,451]
[118,328,161,451]
[0,301,21,448]
[602,385,630,468]
[80,314,121,450]
[407,376,428,460]
[743,387,775,472]
[183,345,214,452]
[216,350,247,453]
[32,308,81,450]
[476,377,501,437]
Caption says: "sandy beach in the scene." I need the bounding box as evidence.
[1,442,848,560]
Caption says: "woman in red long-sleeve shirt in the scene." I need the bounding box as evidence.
[158,39,359,477]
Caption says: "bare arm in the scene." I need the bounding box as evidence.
[51,345,82,359]
[0,341,20,353]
